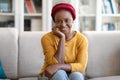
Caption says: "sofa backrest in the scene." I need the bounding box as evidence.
[0,28,18,79]
[1,28,120,79]
[83,31,120,79]
[18,31,47,78]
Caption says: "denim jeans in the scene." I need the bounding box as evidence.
[50,70,84,80]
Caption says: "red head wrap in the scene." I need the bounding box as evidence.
[51,3,76,21]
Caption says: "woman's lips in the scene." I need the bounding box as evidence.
[61,27,66,31]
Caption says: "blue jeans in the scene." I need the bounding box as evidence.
[50,70,84,80]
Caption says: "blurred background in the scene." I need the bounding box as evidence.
[0,0,120,32]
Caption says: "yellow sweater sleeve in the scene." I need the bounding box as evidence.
[41,35,58,65]
[70,36,88,73]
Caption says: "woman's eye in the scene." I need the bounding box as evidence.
[65,19,70,23]
[55,20,61,24]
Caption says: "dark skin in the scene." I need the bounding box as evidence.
[45,10,76,78]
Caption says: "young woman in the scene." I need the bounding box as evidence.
[40,3,88,80]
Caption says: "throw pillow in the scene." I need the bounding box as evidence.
[0,60,7,79]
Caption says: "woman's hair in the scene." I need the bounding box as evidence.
[51,3,76,21]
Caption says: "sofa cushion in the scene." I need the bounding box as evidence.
[87,76,120,80]
[19,77,38,80]
[0,28,18,79]
[83,31,120,78]
[19,32,47,78]
[18,77,49,80]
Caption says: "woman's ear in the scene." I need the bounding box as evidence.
[52,21,58,28]
[52,21,56,27]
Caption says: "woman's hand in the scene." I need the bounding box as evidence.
[45,64,60,78]
[52,26,65,38]
[45,64,71,78]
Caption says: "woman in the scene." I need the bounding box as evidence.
[40,3,88,80]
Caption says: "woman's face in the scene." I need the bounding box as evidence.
[54,10,74,34]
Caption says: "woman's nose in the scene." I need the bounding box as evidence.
[60,21,66,26]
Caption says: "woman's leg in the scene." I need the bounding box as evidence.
[50,70,69,80]
[69,72,84,80]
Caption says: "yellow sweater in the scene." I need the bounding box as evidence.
[40,31,88,76]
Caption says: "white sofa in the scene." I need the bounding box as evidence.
[0,28,120,80]
[0,28,45,80]
[83,31,120,80]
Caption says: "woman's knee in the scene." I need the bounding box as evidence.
[69,72,84,80]
[50,70,69,80]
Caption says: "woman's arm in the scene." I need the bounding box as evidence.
[45,64,71,78]
[52,27,66,63]
[54,36,65,63]
[70,37,88,72]
[44,27,69,77]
